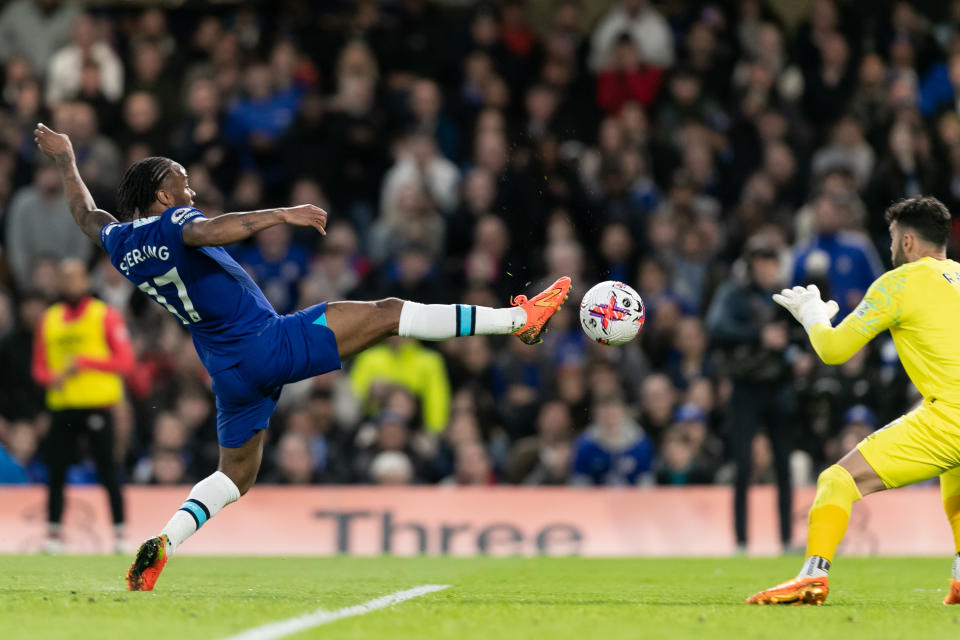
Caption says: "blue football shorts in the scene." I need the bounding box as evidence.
[211,302,341,448]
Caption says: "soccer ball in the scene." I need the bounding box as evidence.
[578,281,645,346]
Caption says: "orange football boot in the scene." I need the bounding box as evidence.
[944,579,960,604]
[510,276,572,344]
[745,576,829,605]
[126,535,170,591]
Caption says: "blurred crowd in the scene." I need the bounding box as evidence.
[0,0,947,490]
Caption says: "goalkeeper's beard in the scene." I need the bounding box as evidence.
[891,239,906,267]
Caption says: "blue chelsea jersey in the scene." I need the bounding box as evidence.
[100,206,278,374]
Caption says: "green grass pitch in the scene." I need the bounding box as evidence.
[2,555,959,639]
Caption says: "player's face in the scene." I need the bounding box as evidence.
[890,222,907,267]
[161,163,196,208]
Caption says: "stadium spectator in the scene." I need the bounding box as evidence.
[46,13,123,106]
[32,259,133,553]
[301,220,368,305]
[353,410,427,484]
[236,224,308,315]
[683,19,734,104]
[126,39,179,123]
[443,440,495,486]
[120,91,167,157]
[0,420,42,483]
[225,61,301,182]
[0,438,29,483]
[801,30,855,128]
[406,77,459,161]
[176,77,235,189]
[865,118,939,241]
[5,161,92,291]
[369,450,415,485]
[505,400,574,485]
[823,403,878,464]
[589,0,674,70]
[665,317,713,392]
[655,423,715,486]
[283,399,352,484]
[323,38,387,224]
[595,34,662,116]
[133,412,190,484]
[0,0,77,73]
[655,68,726,150]
[792,191,883,315]
[0,293,46,423]
[570,394,654,486]
[56,101,123,197]
[145,449,190,485]
[269,433,317,485]
[811,115,875,189]
[380,129,459,217]
[638,372,677,444]
[432,408,483,481]
[707,239,796,553]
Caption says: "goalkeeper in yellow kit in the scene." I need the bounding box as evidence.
[747,196,960,606]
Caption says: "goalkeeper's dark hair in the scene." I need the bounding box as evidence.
[883,196,952,248]
[115,156,175,222]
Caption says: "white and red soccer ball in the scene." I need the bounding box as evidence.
[578,281,645,346]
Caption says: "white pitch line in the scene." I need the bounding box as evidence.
[218,584,451,640]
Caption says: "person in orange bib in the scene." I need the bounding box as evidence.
[32,258,134,553]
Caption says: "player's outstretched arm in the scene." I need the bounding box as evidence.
[181,204,327,247]
[773,284,870,365]
[805,321,870,365]
[34,123,117,247]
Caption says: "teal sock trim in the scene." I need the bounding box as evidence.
[178,500,208,529]
[458,305,473,336]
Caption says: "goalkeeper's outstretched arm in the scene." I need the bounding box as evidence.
[773,284,876,366]
[806,320,871,365]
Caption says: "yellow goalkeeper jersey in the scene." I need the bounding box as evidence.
[809,256,960,405]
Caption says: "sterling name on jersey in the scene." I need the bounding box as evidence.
[101,207,277,374]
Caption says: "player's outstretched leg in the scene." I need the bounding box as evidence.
[746,449,881,605]
[324,276,572,359]
[126,433,259,590]
[940,467,960,604]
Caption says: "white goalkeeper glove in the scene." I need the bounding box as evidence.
[772,284,840,333]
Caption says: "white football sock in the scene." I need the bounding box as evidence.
[797,555,831,578]
[160,471,240,554]
[398,302,525,340]
[953,553,960,580]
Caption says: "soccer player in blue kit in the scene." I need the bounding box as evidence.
[34,124,572,590]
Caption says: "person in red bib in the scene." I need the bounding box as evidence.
[32,258,134,553]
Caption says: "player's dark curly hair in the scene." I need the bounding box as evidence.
[115,156,175,222]
[884,196,952,247]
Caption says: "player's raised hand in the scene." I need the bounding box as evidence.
[34,123,75,162]
[772,284,840,332]
[280,204,327,235]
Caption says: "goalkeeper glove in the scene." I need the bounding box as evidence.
[772,284,840,333]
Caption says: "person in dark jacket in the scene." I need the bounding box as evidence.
[706,238,797,553]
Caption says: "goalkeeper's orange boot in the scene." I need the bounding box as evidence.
[511,276,572,344]
[745,576,829,605]
[944,579,960,604]
[126,535,169,591]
